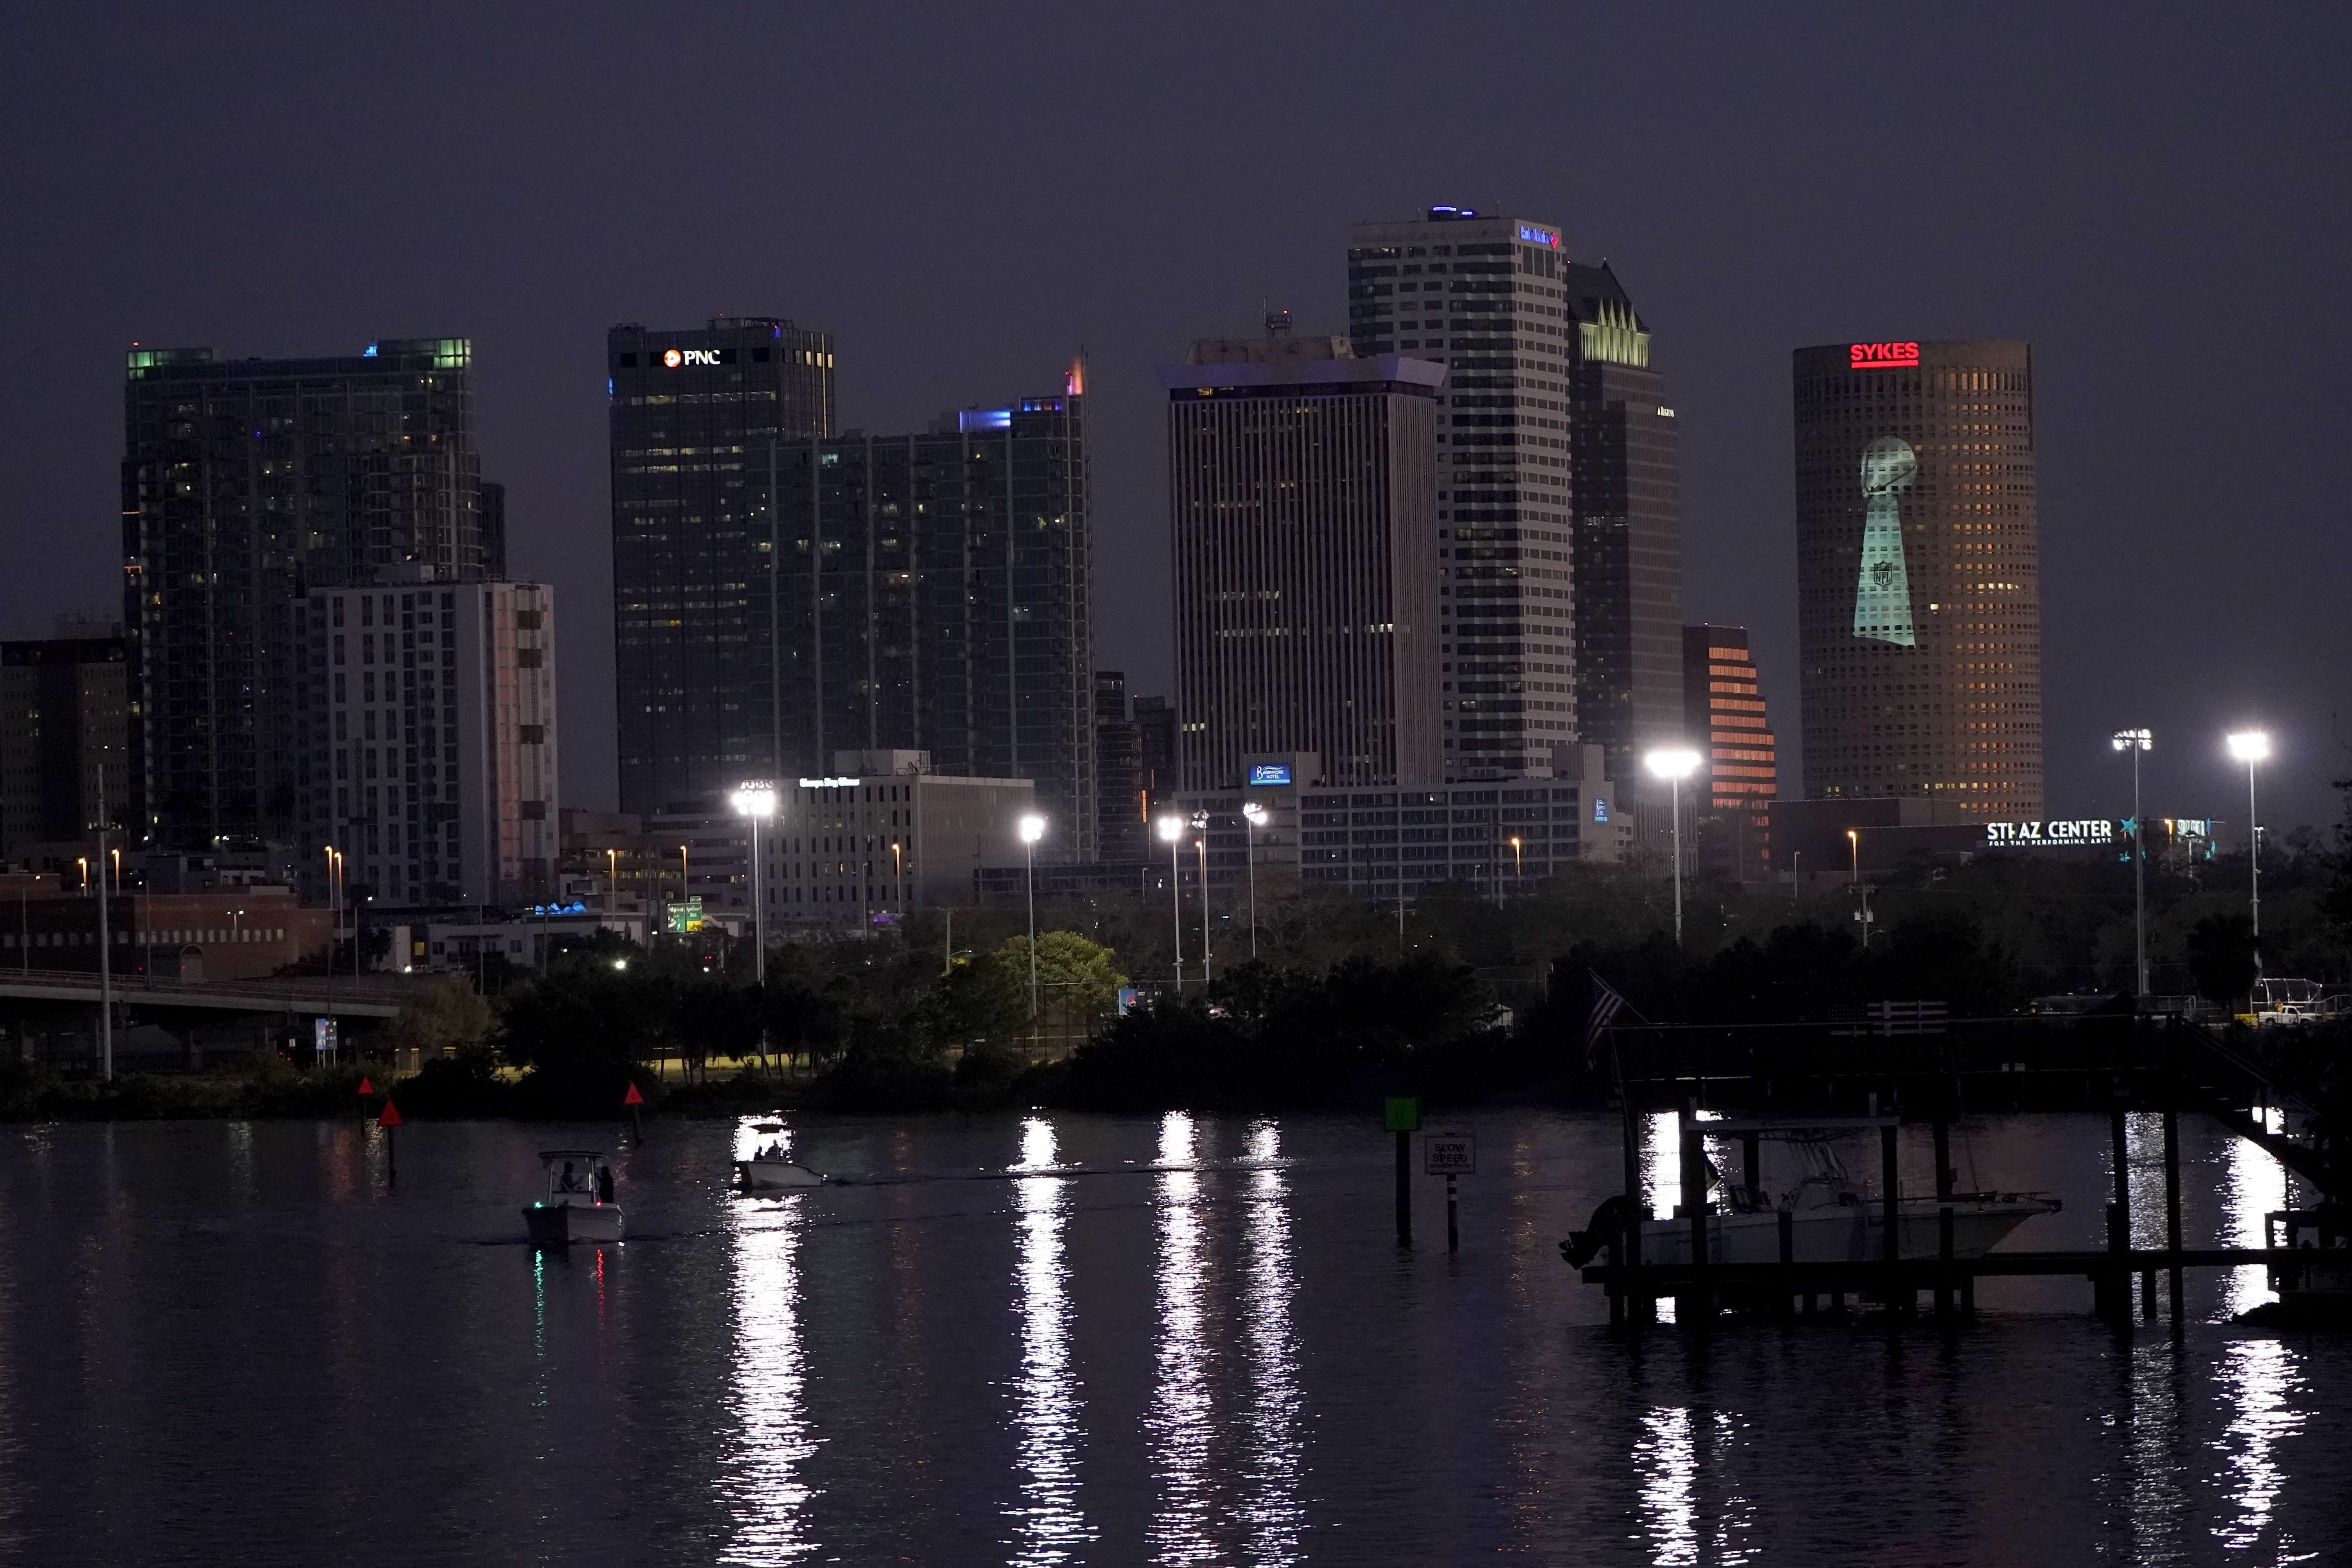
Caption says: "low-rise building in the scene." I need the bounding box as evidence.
[764,750,1034,931]
[0,884,328,982]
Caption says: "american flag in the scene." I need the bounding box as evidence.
[1584,972,1639,1064]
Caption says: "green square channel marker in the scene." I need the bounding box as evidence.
[1383,1097,1421,1133]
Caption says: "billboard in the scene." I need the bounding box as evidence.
[1248,764,1292,786]
[1853,437,1917,646]
[1985,819,2117,848]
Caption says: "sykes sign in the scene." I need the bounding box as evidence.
[1849,341,1920,369]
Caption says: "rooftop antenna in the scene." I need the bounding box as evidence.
[1265,307,1293,337]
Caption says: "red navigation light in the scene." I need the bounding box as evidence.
[1849,341,1920,369]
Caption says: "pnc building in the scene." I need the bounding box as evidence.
[607,317,837,815]
[1792,339,2043,819]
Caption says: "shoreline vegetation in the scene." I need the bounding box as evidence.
[4,838,2348,1126]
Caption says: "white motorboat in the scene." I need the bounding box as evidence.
[1565,1134,2058,1269]
[737,1156,825,1191]
[524,1150,625,1245]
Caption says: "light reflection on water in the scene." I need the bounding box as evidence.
[1240,1121,1303,1565]
[0,1112,2347,1564]
[1007,1116,1090,1563]
[1148,1110,1218,1565]
[2220,1117,2289,1319]
[2212,1338,2309,1560]
[720,1194,819,1565]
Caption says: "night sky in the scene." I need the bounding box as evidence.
[6,6,2346,834]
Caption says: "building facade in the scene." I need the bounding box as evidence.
[1681,623,1777,879]
[708,386,1097,860]
[1793,340,2043,817]
[1164,335,1444,792]
[1094,670,1145,864]
[1,635,130,864]
[294,576,559,906]
[1566,264,1685,775]
[1347,206,1581,780]
[1170,741,1624,906]
[123,338,495,848]
[763,752,1035,931]
[607,317,837,814]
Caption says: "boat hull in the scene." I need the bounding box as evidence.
[523,1203,626,1245]
[737,1160,822,1191]
[1636,1199,2057,1268]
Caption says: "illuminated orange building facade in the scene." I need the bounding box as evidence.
[1681,624,1776,876]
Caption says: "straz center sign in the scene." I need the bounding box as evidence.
[1985,819,2117,849]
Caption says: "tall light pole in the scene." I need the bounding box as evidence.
[732,781,777,986]
[2112,728,2153,998]
[1241,800,1266,960]
[1191,811,1212,986]
[95,764,113,1081]
[1157,813,1184,990]
[1645,748,1701,946]
[1019,813,1046,1017]
[1848,827,1872,949]
[2226,730,2269,974]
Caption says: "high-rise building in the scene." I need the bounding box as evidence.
[1348,206,1579,780]
[1793,340,2042,817]
[1164,333,1444,791]
[1566,264,1684,775]
[0,633,130,863]
[294,576,558,906]
[748,387,1096,860]
[1094,671,1145,863]
[606,317,837,814]
[1134,694,1178,814]
[1681,624,1776,878]
[122,338,490,848]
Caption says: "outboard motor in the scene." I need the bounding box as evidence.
[1561,1194,1631,1269]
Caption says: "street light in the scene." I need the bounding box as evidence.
[2226,730,2269,972]
[1241,800,1267,959]
[732,781,778,986]
[1644,747,1701,945]
[1509,834,1523,892]
[1157,813,1184,990]
[1191,811,1213,986]
[2112,728,2153,997]
[1018,813,1046,1017]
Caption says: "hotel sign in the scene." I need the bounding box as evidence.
[1986,819,2117,848]
[1849,341,1920,369]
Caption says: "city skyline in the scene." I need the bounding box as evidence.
[3,10,2344,835]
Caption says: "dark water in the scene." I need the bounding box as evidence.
[0,1109,2342,1566]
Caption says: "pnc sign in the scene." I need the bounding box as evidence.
[662,348,723,368]
[1850,341,1920,370]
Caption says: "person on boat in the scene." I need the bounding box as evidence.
[596,1164,615,1203]
[557,1161,585,1193]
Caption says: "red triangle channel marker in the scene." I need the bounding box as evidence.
[357,1076,376,1096]
[377,1101,403,1128]
[622,1083,646,1107]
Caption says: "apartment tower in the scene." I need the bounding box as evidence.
[122,338,495,848]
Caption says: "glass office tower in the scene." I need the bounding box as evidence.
[607,316,836,813]
[1792,339,2042,818]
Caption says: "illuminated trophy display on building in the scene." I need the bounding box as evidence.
[1853,436,1917,647]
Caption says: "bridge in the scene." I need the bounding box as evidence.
[0,967,406,1019]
